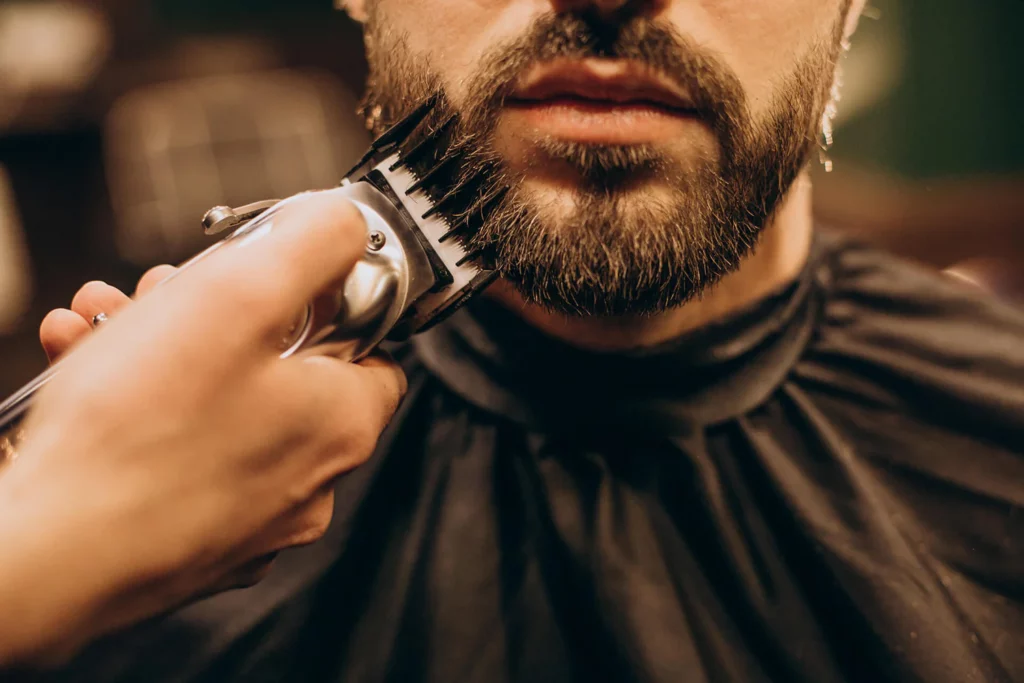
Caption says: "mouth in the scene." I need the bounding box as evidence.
[505,59,701,145]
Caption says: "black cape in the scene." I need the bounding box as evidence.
[33,232,1024,683]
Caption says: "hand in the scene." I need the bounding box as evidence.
[0,190,406,666]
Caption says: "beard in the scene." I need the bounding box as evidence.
[360,10,848,317]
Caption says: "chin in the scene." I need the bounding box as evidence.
[521,175,678,215]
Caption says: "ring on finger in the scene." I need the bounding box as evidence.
[92,312,109,327]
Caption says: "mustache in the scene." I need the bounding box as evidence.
[463,12,748,139]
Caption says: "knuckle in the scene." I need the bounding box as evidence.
[286,500,335,547]
[335,199,369,245]
[288,194,369,268]
[318,194,368,244]
[308,513,333,541]
[325,417,383,472]
[310,428,377,480]
[343,427,381,465]
[290,362,392,475]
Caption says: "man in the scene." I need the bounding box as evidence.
[32,0,1024,681]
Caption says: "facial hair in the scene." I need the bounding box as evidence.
[361,10,848,317]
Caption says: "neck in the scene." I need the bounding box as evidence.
[485,172,816,352]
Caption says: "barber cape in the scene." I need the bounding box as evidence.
[35,232,1024,683]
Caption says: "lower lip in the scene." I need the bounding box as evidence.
[505,97,699,145]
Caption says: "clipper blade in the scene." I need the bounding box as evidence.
[352,94,507,336]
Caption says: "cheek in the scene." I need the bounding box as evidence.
[377,0,540,103]
[672,1,843,111]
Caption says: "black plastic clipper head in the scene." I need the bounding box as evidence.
[347,94,509,336]
[350,94,508,253]
[345,94,444,179]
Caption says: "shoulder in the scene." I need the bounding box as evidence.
[815,231,1024,367]
[801,231,1024,434]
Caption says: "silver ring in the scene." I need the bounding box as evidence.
[92,312,109,327]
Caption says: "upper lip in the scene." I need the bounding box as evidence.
[509,59,696,111]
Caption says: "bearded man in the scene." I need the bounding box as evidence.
[32,0,1024,681]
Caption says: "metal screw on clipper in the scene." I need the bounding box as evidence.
[368,231,387,251]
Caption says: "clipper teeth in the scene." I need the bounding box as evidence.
[374,94,441,149]
[344,94,442,180]
[361,93,506,332]
[384,95,506,257]
[455,250,482,267]
[405,154,458,196]
[392,112,458,177]
[438,185,508,244]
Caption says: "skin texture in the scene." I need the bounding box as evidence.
[350,0,866,348]
[0,192,404,667]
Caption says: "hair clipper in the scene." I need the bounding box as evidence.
[0,95,501,462]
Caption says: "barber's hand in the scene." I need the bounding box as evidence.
[0,191,405,665]
[38,265,177,363]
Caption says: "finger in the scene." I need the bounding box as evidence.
[184,190,369,333]
[70,281,132,326]
[216,487,334,590]
[39,309,92,362]
[136,265,179,298]
[251,191,370,305]
[288,352,407,476]
[309,351,408,424]
[277,486,335,550]
[355,351,409,400]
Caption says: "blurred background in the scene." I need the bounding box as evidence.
[0,0,1022,396]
